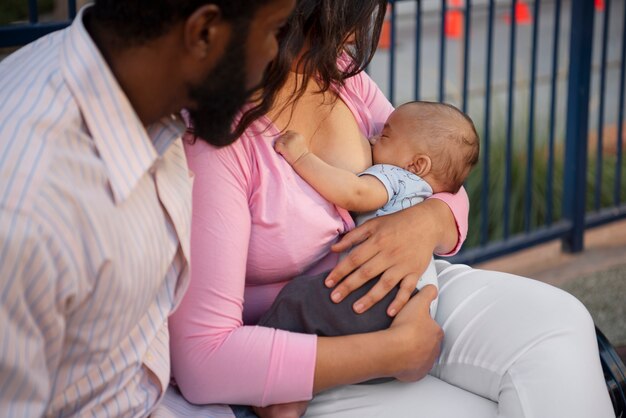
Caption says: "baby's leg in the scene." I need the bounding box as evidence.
[257,271,424,388]
[257,272,403,336]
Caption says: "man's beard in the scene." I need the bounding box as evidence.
[187,22,254,147]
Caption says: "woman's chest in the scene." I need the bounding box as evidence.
[274,91,372,173]
[245,144,353,282]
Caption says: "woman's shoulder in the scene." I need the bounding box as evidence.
[183,131,257,181]
[183,117,290,192]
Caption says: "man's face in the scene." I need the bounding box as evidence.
[188,0,295,146]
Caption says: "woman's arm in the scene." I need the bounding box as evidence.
[254,285,442,418]
[169,139,317,406]
[314,285,442,391]
[427,187,470,255]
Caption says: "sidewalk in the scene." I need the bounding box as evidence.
[475,219,626,360]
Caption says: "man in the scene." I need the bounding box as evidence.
[0,0,294,416]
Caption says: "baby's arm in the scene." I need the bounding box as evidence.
[274,131,388,212]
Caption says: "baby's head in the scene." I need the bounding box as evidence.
[371,101,479,193]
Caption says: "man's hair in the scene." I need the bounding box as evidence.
[401,101,480,193]
[92,0,273,46]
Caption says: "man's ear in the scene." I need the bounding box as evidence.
[183,4,226,60]
[407,154,432,177]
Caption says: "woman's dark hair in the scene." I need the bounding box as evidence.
[232,0,388,138]
[92,0,272,47]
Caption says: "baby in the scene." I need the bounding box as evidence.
[276,101,479,220]
[265,100,478,321]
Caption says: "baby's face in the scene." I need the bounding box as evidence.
[371,107,420,167]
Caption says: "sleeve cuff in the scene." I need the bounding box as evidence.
[263,331,317,405]
[427,190,469,256]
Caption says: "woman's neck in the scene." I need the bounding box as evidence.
[268,72,335,123]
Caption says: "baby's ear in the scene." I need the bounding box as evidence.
[407,154,432,177]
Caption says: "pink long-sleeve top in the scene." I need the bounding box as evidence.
[169,70,470,406]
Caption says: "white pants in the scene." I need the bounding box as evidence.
[304,261,614,418]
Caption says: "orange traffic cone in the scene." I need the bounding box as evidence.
[595,0,605,11]
[378,4,392,49]
[445,0,463,39]
[504,1,533,25]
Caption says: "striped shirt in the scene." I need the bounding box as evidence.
[0,7,191,417]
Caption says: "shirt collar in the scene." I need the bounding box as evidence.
[60,6,185,203]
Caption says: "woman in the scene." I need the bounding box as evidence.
[166,1,614,416]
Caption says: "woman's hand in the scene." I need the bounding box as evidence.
[253,400,309,418]
[313,285,442,392]
[325,199,458,316]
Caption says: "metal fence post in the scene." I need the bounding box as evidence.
[562,0,595,253]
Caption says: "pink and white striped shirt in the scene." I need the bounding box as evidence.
[0,7,191,417]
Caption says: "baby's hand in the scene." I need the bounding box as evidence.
[274,130,310,166]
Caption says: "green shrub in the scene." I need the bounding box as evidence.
[464,136,626,249]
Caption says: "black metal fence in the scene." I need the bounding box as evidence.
[1,0,625,265]
[0,0,76,48]
[373,0,626,264]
